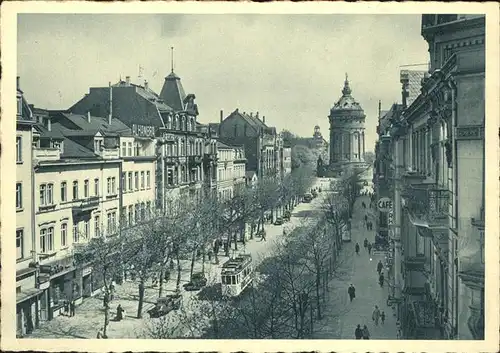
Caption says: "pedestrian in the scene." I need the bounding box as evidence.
[97,329,103,339]
[364,214,368,223]
[367,243,372,255]
[379,273,385,287]
[381,311,386,325]
[372,305,381,326]
[354,324,363,339]
[362,325,370,339]
[363,238,368,248]
[362,202,366,209]
[377,260,384,275]
[69,301,76,317]
[103,291,109,308]
[348,284,356,302]
[355,243,360,255]
[207,249,213,262]
[262,232,266,242]
[116,304,124,321]
[63,299,70,316]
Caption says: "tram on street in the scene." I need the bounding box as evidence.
[221,254,253,297]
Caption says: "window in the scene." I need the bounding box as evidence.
[61,182,67,202]
[107,212,116,234]
[61,224,67,247]
[128,142,133,156]
[112,177,116,194]
[16,136,22,163]
[167,143,172,156]
[141,171,145,189]
[121,142,127,157]
[73,223,79,243]
[94,216,100,237]
[16,229,24,260]
[135,204,140,223]
[122,172,126,192]
[146,171,151,188]
[39,183,54,206]
[16,183,22,209]
[84,220,90,238]
[167,169,173,185]
[128,172,133,190]
[84,179,90,198]
[73,181,79,200]
[134,172,139,190]
[128,205,133,226]
[135,143,140,157]
[94,178,99,196]
[40,227,54,253]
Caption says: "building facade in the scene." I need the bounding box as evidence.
[328,75,367,173]
[380,14,485,340]
[216,141,246,202]
[219,109,281,180]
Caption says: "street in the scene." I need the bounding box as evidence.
[29,179,327,339]
[312,194,398,339]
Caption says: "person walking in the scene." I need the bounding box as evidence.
[362,325,370,339]
[377,260,384,275]
[355,243,360,255]
[367,243,372,255]
[63,299,70,316]
[379,272,385,287]
[69,301,76,317]
[372,305,381,326]
[362,201,366,209]
[363,238,368,249]
[348,284,356,302]
[364,214,368,223]
[355,324,363,339]
[381,311,386,325]
[116,304,124,321]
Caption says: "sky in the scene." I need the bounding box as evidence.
[17,14,429,152]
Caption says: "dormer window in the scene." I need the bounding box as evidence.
[17,97,22,116]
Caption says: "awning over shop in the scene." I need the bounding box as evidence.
[16,287,43,305]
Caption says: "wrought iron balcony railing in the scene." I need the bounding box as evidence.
[403,184,449,227]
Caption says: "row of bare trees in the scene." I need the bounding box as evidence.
[73,166,316,337]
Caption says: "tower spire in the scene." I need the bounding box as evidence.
[171,46,174,73]
[342,73,352,96]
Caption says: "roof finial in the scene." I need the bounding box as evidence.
[342,73,352,96]
[171,46,174,73]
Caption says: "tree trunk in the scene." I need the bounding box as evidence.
[103,305,110,338]
[137,280,145,318]
[316,274,321,320]
[201,250,206,274]
[175,253,182,293]
[158,267,165,298]
[233,231,238,251]
[190,248,197,280]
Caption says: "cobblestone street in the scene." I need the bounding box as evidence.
[313,194,398,339]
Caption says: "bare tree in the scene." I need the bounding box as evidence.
[322,193,350,253]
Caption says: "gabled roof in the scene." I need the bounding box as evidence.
[56,112,132,137]
[61,136,97,159]
[159,71,186,111]
[34,123,65,140]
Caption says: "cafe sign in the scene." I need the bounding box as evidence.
[132,124,156,138]
[377,197,393,213]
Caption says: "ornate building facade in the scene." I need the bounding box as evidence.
[328,75,367,173]
[379,14,485,340]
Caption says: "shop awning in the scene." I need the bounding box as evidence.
[16,287,43,304]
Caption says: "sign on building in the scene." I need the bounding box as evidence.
[132,124,156,138]
[377,197,393,213]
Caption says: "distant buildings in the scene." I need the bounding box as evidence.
[216,141,246,201]
[375,14,485,340]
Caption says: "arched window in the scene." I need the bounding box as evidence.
[166,115,172,130]
[175,115,180,130]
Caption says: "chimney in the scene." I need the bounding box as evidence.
[235,108,239,113]
[108,81,113,125]
[87,111,91,123]
[16,76,20,90]
[125,76,131,85]
[47,118,51,132]
[250,112,253,118]
[220,110,224,123]
[144,80,148,90]
[256,112,259,120]
[263,116,266,124]
[378,100,381,119]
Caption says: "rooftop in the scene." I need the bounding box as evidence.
[331,75,364,113]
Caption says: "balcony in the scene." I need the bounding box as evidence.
[34,147,60,161]
[405,254,426,272]
[164,156,179,165]
[72,196,100,214]
[403,183,449,230]
[96,147,120,160]
[188,155,203,166]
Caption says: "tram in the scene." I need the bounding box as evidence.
[221,254,253,297]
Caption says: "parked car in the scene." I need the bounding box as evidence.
[183,272,208,291]
[311,189,318,198]
[283,211,291,221]
[274,217,283,225]
[147,294,182,318]
[303,193,313,203]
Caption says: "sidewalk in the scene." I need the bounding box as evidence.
[312,195,397,340]
[29,180,326,339]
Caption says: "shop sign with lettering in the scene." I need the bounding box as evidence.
[132,124,156,138]
[378,197,393,213]
[162,133,176,142]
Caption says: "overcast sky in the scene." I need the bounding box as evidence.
[18,14,429,152]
